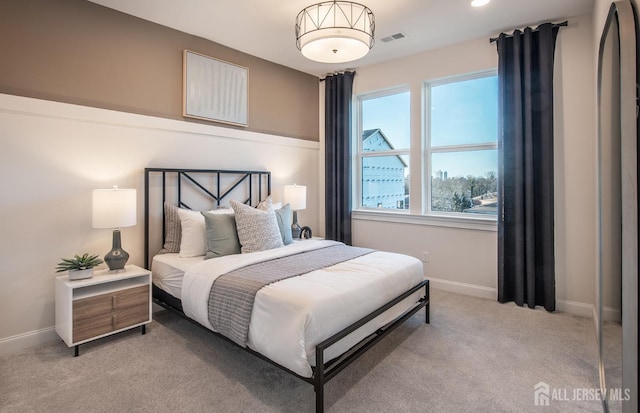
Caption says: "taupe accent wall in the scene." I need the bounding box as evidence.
[0,0,319,141]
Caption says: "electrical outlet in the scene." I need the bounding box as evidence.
[421,251,430,262]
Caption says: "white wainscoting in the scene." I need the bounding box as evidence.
[0,93,319,355]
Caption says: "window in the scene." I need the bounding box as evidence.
[357,89,410,210]
[426,72,498,216]
[353,71,497,227]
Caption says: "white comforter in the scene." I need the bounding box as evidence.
[182,239,424,378]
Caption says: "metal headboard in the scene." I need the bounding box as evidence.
[144,168,271,269]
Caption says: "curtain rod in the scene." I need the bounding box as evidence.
[319,70,356,82]
[489,21,568,43]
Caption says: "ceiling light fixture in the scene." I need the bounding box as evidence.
[295,1,375,64]
[471,0,490,7]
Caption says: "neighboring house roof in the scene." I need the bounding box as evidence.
[362,128,408,167]
[363,128,395,149]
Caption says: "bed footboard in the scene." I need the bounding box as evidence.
[312,279,429,413]
[152,278,429,413]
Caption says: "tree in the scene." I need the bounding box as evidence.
[452,192,472,212]
[431,170,497,213]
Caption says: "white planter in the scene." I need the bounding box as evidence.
[68,268,94,280]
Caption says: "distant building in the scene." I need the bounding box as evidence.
[435,170,449,180]
[362,129,408,209]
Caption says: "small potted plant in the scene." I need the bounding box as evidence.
[55,253,103,280]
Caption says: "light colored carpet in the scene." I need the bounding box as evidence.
[0,289,610,412]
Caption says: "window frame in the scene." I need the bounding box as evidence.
[351,70,498,232]
[423,70,498,220]
[355,85,411,212]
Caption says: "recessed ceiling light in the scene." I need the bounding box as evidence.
[471,0,490,7]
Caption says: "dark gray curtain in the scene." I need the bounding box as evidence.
[325,71,355,244]
[496,23,559,312]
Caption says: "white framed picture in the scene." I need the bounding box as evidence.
[183,50,248,126]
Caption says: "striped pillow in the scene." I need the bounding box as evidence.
[158,202,181,254]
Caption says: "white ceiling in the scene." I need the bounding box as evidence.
[88,0,594,77]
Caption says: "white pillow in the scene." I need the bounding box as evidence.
[177,208,233,257]
[256,195,274,211]
[256,195,283,212]
[230,200,284,253]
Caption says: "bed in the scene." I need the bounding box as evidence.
[144,168,430,412]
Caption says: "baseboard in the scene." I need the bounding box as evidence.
[1,286,609,357]
[601,305,621,322]
[588,303,622,342]
[0,327,59,357]
[428,277,497,300]
[555,299,594,318]
[429,277,597,319]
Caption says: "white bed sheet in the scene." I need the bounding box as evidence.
[181,239,425,378]
[151,253,203,299]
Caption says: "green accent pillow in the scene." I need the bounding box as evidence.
[274,204,293,245]
[201,211,241,259]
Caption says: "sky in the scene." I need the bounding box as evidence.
[362,91,411,149]
[361,75,498,178]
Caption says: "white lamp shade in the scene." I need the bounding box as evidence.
[284,184,307,211]
[299,28,371,63]
[92,187,137,228]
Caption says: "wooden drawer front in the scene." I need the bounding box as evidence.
[73,285,149,322]
[73,303,149,343]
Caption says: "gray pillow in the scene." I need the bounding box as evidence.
[201,211,241,259]
[230,200,284,253]
[158,202,181,254]
[274,204,293,245]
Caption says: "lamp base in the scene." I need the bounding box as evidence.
[104,229,129,271]
[291,210,302,239]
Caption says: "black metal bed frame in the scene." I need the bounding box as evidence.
[144,167,430,413]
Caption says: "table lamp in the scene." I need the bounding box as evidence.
[284,184,307,239]
[92,186,137,271]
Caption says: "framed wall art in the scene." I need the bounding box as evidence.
[183,50,248,126]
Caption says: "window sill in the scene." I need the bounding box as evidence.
[352,209,497,232]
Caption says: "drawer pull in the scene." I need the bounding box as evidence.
[112,295,117,308]
[112,314,117,328]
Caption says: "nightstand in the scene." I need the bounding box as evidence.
[55,264,152,356]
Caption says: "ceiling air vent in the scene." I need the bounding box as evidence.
[380,32,407,43]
